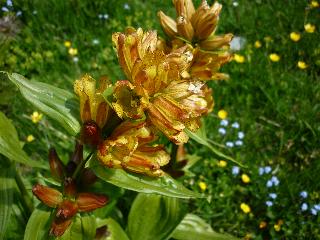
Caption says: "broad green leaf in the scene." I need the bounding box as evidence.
[185,128,245,167]
[89,161,201,199]
[0,112,46,168]
[96,218,129,240]
[24,207,51,240]
[128,193,185,240]
[4,72,80,136]
[171,214,239,240]
[0,162,14,240]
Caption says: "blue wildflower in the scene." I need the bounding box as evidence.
[218,127,226,135]
[271,176,280,186]
[266,180,273,188]
[238,131,245,139]
[2,6,9,12]
[16,10,22,16]
[226,141,234,148]
[6,0,13,7]
[314,204,320,211]
[73,57,79,63]
[103,14,109,19]
[124,3,130,10]
[264,166,272,174]
[301,203,308,211]
[269,193,277,199]
[235,140,243,146]
[266,201,273,207]
[231,122,240,128]
[220,119,229,126]
[232,166,240,176]
[300,191,308,199]
[259,167,265,175]
[311,208,318,216]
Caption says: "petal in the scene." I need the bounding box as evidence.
[77,193,108,212]
[48,148,65,181]
[50,218,73,237]
[56,200,78,219]
[158,11,178,39]
[32,184,63,208]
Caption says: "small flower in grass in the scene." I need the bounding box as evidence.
[241,174,250,183]
[311,1,319,7]
[220,119,229,126]
[31,111,43,123]
[297,61,308,69]
[16,11,22,16]
[92,39,100,45]
[314,204,320,210]
[304,23,315,33]
[232,1,239,7]
[269,53,280,62]
[274,223,281,232]
[232,166,240,175]
[2,7,9,12]
[300,191,308,198]
[240,203,251,213]
[238,131,245,139]
[218,127,226,135]
[264,166,272,174]
[259,167,265,175]
[269,193,277,199]
[264,36,272,43]
[259,221,267,229]
[234,54,245,63]
[266,200,273,207]
[254,40,262,48]
[235,140,243,146]
[64,41,71,48]
[68,48,78,56]
[73,57,79,63]
[124,3,130,10]
[311,207,318,215]
[218,160,227,168]
[26,134,35,142]
[231,122,240,128]
[218,109,228,119]
[290,32,301,42]
[198,181,207,191]
[226,141,234,148]
[301,203,308,211]
[271,176,280,186]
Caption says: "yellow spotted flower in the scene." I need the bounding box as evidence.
[97,121,170,177]
[269,53,280,62]
[290,32,301,42]
[254,40,262,48]
[198,181,207,191]
[218,160,227,167]
[217,109,228,119]
[240,203,251,213]
[68,47,78,56]
[241,173,251,183]
[64,41,71,48]
[234,54,245,63]
[304,23,316,33]
[297,61,308,69]
[311,1,319,8]
[26,134,35,142]
[31,111,43,123]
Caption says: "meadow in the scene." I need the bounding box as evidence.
[1,0,320,239]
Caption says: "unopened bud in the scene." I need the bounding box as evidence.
[48,148,65,181]
[63,178,77,197]
[50,218,73,237]
[32,184,63,208]
[81,121,102,147]
[77,193,108,212]
[56,199,78,219]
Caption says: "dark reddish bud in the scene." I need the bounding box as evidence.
[70,141,83,165]
[77,193,108,212]
[32,184,63,208]
[80,169,98,186]
[50,218,73,237]
[95,226,110,239]
[63,178,77,197]
[56,200,78,219]
[49,148,65,181]
[81,121,102,147]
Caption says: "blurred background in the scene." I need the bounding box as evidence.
[1,0,320,239]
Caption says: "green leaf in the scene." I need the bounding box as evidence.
[185,127,245,167]
[4,72,80,136]
[102,85,114,107]
[171,214,239,240]
[89,161,201,199]
[0,112,46,168]
[128,193,185,240]
[24,207,52,240]
[0,162,14,240]
[96,218,129,240]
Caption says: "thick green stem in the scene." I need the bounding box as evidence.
[15,169,34,217]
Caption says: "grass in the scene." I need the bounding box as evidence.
[1,0,320,238]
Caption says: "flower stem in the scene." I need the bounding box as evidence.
[15,168,34,217]
[72,151,94,179]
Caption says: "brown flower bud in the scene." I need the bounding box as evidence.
[32,184,63,208]
[63,178,77,197]
[50,218,73,237]
[199,34,233,51]
[76,193,108,212]
[176,16,194,41]
[158,11,178,39]
[81,120,102,147]
[56,199,78,219]
[48,148,65,181]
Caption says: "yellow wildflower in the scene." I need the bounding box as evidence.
[254,40,262,48]
[26,135,35,142]
[234,54,245,63]
[290,32,301,42]
[217,109,228,119]
[304,23,316,33]
[259,221,267,229]
[274,224,281,232]
[64,41,71,48]
[269,53,280,62]
[297,61,308,69]
[68,48,78,56]
[264,36,272,42]
[31,111,43,123]
[198,181,207,191]
[218,160,227,167]
[241,173,251,183]
[240,203,251,213]
[244,233,253,240]
[311,1,319,8]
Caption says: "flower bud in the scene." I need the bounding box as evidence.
[63,178,77,197]
[56,200,78,219]
[81,120,102,147]
[50,218,73,237]
[76,193,108,212]
[48,148,65,181]
[32,184,63,208]
[176,16,194,41]
[158,11,178,39]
